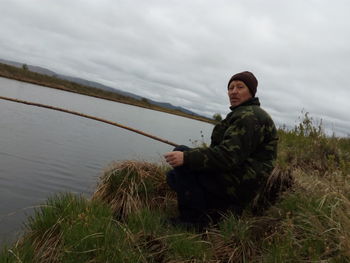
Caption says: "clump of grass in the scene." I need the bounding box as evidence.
[122,208,211,262]
[0,193,146,263]
[165,232,210,262]
[92,161,175,220]
[208,214,259,262]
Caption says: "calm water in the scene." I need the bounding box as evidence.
[0,77,214,245]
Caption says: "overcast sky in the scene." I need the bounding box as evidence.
[1,0,349,136]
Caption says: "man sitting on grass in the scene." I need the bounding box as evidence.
[164,71,278,228]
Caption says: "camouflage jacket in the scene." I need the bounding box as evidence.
[183,97,278,201]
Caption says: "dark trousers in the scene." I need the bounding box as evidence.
[166,146,241,223]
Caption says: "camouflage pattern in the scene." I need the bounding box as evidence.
[183,97,278,204]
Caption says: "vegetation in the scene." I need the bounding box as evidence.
[0,62,215,124]
[0,113,349,262]
[213,113,223,123]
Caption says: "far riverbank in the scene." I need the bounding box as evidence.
[0,62,215,124]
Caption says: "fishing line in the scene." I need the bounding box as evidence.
[0,95,179,147]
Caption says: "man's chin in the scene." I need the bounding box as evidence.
[230,100,240,106]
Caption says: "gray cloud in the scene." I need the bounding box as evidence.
[1,0,349,136]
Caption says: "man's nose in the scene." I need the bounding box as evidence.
[229,87,237,94]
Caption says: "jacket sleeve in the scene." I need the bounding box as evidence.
[183,112,263,172]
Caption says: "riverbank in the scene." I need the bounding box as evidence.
[0,63,215,124]
[1,115,350,262]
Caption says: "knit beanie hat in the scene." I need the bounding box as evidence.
[227,71,258,97]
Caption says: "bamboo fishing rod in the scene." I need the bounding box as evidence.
[0,95,179,147]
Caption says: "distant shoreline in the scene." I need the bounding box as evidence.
[0,63,215,124]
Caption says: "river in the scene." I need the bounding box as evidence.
[0,77,214,245]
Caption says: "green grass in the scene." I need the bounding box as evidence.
[0,193,145,263]
[1,113,350,262]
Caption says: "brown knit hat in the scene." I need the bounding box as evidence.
[227,71,258,97]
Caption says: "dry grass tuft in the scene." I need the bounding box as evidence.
[31,228,62,263]
[92,161,175,220]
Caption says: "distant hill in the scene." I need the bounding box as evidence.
[0,58,56,76]
[0,58,203,117]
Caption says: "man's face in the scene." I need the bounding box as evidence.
[228,80,253,107]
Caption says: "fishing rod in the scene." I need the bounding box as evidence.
[0,95,179,147]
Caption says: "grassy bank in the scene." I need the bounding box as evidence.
[0,63,214,124]
[1,116,350,262]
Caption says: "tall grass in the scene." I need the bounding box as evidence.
[1,113,349,262]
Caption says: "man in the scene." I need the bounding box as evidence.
[164,71,278,227]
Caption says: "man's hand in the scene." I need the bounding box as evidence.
[164,151,184,167]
